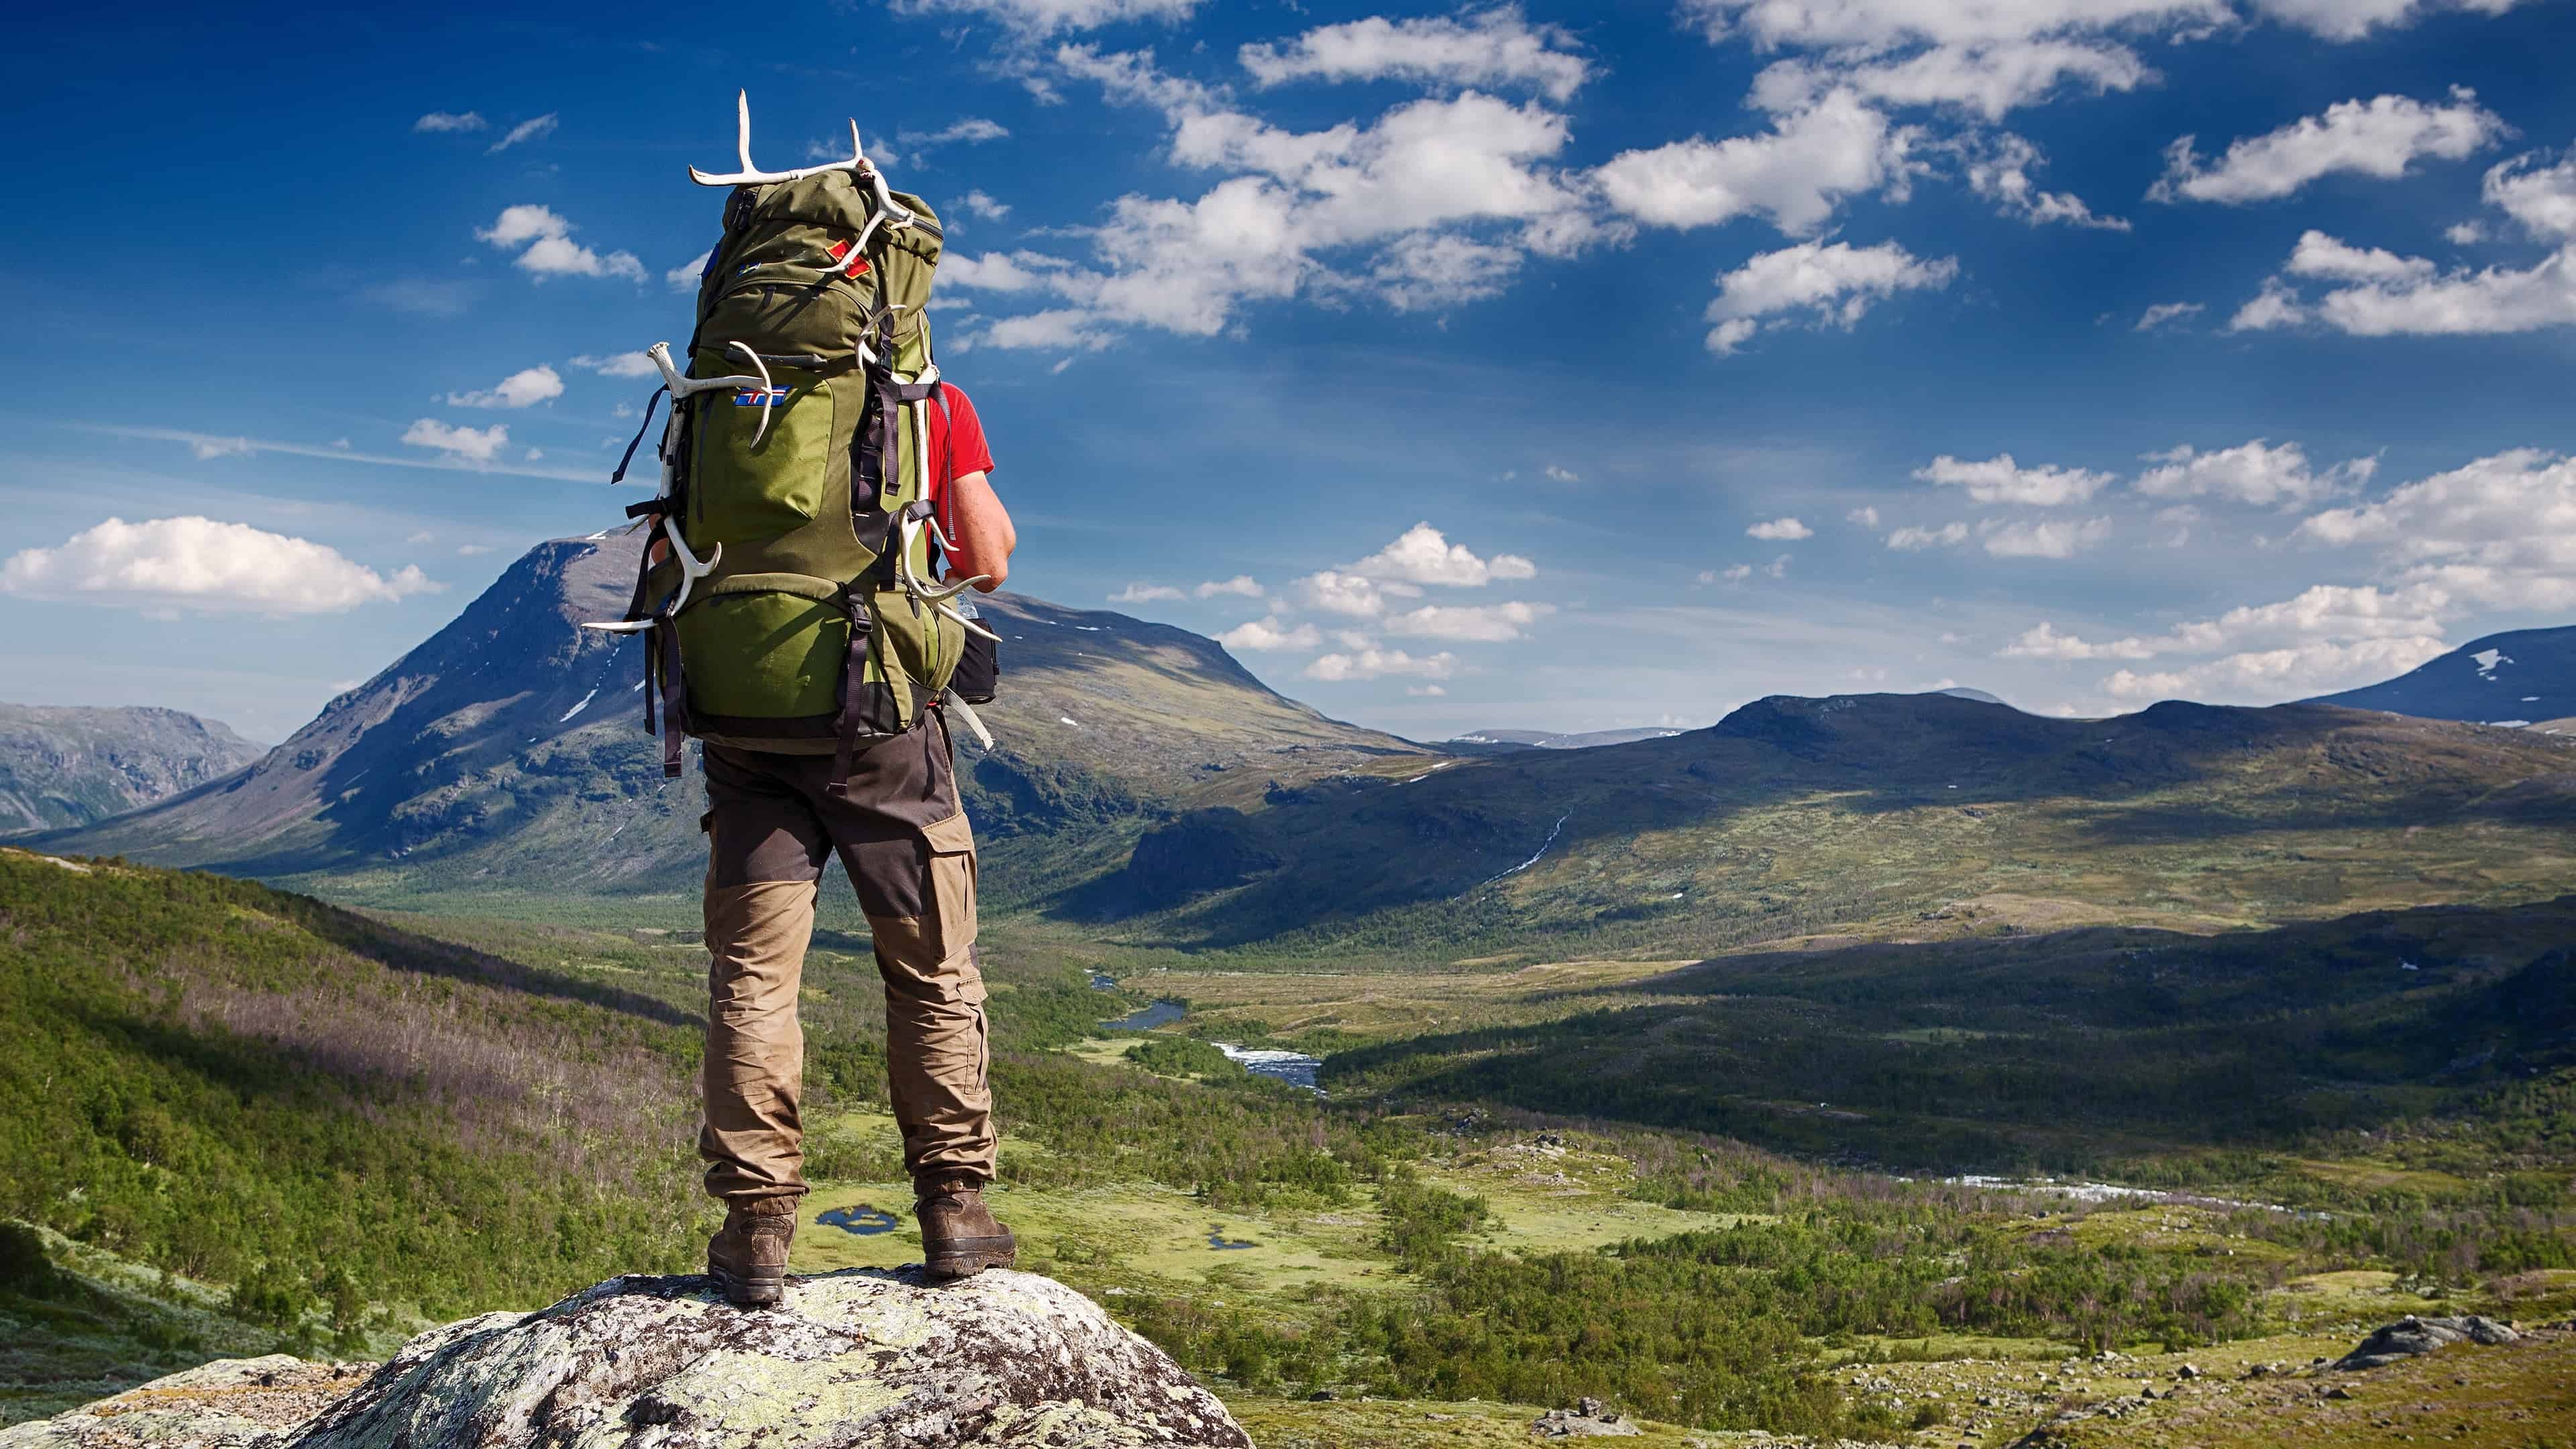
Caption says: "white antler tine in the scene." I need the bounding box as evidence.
[737,89,755,173]
[849,118,865,162]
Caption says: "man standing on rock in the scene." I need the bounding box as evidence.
[700,381,1021,1307]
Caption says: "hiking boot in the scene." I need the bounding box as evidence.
[707,1195,799,1308]
[916,1177,1016,1282]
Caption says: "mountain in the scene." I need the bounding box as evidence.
[43,533,1426,904]
[1065,690,2576,956]
[2306,625,2576,725]
[0,704,263,835]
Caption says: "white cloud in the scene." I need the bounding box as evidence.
[1677,0,2230,52]
[1706,563,1757,583]
[1915,453,2110,505]
[2487,148,2576,240]
[1847,506,1882,527]
[1980,516,2111,557]
[1349,523,1535,586]
[1383,600,1554,642]
[957,190,1012,221]
[2135,439,2371,508]
[900,118,1011,147]
[888,0,1201,35]
[446,364,564,409]
[189,435,254,460]
[2297,447,2576,608]
[1109,582,1185,602]
[1300,569,1407,618]
[1195,575,1265,598]
[2226,276,2311,332]
[2135,301,2204,331]
[1218,616,1324,651]
[1542,464,1580,483]
[2002,583,2450,665]
[2100,637,2453,702]
[1887,522,1971,549]
[1595,91,1911,237]
[1240,8,1593,103]
[1999,622,2159,661]
[573,352,661,378]
[666,251,711,293]
[2152,90,2508,205]
[1303,647,1458,681]
[400,418,511,464]
[414,111,486,133]
[2242,0,2535,42]
[475,205,645,282]
[1746,517,1815,540]
[1,517,440,614]
[1753,40,2150,123]
[487,113,559,154]
[1704,239,1959,354]
[1959,133,2129,228]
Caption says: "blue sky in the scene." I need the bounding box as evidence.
[5,0,2575,743]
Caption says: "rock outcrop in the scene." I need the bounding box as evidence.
[0,1356,370,1448]
[2334,1313,2520,1370]
[0,1270,1251,1449]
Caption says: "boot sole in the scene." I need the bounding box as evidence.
[710,1266,788,1307]
[924,1238,1018,1282]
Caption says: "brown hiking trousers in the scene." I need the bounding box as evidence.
[697,714,994,1203]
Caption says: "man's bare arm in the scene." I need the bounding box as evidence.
[945,469,1017,590]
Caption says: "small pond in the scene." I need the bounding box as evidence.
[1208,1227,1258,1250]
[818,1204,901,1236]
[1104,999,1187,1031]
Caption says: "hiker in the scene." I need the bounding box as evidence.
[696,378,1018,1308]
[585,102,1018,1307]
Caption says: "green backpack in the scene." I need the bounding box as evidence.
[590,97,994,781]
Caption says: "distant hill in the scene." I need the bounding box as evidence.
[45,533,1426,906]
[1067,690,2576,957]
[2306,625,2575,725]
[0,704,262,835]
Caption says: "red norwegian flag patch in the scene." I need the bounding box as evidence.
[826,237,871,278]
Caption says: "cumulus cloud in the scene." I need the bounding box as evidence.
[1,517,440,614]
[1303,647,1458,681]
[1195,575,1265,598]
[899,118,1011,148]
[414,111,487,133]
[476,205,645,282]
[1595,91,1912,237]
[400,418,511,464]
[666,251,712,293]
[2135,301,2204,331]
[2297,447,2576,608]
[2152,89,2508,205]
[1746,517,1815,540]
[888,0,1200,33]
[2230,147,2576,338]
[1703,239,1959,355]
[957,190,1012,221]
[1752,41,2149,122]
[487,113,559,154]
[1109,582,1185,602]
[1218,616,1324,651]
[2101,637,2454,702]
[1240,7,1592,102]
[2002,583,2451,664]
[1348,523,1536,586]
[1958,133,2129,228]
[1383,600,1554,642]
[1888,522,1971,550]
[1980,516,2112,557]
[572,352,661,378]
[2134,439,2373,508]
[1915,453,2110,506]
[446,364,564,409]
[1847,506,1882,527]
[1299,569,1411,618]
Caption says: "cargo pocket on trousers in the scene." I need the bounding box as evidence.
[920,812,979,972]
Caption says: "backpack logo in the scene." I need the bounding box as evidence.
[733,387,790,407]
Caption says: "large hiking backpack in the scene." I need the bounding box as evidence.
[590,97,994,780]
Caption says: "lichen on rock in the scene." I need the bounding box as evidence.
[1,1270,1250,1449]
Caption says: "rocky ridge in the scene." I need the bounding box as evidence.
[0,1270,1250,1449]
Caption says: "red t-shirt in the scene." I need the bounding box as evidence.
[926,383,996,541]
